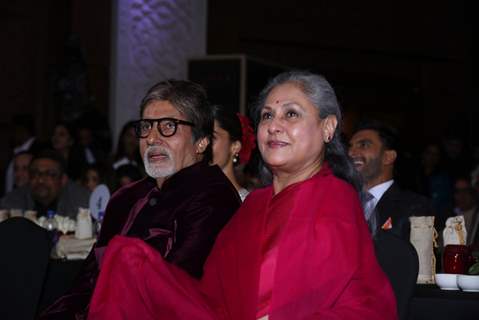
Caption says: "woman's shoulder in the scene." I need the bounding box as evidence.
[309,169,358,196]
[241,185,271,204]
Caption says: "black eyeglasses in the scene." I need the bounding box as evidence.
[30,169,61,180]
[133,118,195,138]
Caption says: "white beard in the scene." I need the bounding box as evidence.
[143,146,176,178]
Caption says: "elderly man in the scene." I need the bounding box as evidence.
[348,120,434,240]
[40,80,241,319]
[1,150,90,218]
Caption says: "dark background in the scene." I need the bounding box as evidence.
[0,0,476,186]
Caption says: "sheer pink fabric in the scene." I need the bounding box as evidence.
[88,163,398,320]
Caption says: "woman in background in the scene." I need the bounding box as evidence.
[88,71,397,320]
[51,122,84,180]
[112,121,142,170]
[212,105,255,201]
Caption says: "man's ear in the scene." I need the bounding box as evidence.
[322,115,338,143]
[383,149,397,166]
[195,137,209,154]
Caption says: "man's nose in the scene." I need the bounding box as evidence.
[146,124,163,145]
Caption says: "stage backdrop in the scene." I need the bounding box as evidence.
[109,0,207,144]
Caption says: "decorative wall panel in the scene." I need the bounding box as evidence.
[110,0,206,141]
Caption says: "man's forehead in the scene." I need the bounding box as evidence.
[142,100,183,118]
[15,153,32,163]
[351,129,381,143]
[31,158,60,170]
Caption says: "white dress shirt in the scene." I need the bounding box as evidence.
[367,180,394,212]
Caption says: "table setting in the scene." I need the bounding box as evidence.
[411,215,479,320]
[0,184,111,261]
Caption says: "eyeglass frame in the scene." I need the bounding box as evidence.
[133,117,195,138]
[29,169,62,180]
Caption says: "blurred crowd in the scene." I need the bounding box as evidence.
[2,110,478,227]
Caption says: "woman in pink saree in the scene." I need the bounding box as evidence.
[88,71,397,320]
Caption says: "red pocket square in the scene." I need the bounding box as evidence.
[381,217,393,230]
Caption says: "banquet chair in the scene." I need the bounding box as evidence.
[374,230,419,320]
[0,217,51,320]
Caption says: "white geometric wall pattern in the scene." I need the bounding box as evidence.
[110,0,206,143]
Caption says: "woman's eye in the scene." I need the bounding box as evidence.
[261,112,272,120]
[286,110,298,118]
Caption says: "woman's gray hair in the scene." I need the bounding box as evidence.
[252,70,362,191]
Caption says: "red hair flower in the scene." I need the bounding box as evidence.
[237,113,256,165]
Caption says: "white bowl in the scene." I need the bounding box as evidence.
[457,275,479,292]
[435,273,459,290]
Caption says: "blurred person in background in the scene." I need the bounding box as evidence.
[1,150,90,218]
[113,164,143,190]
[415,142,453,219]
[348,120,435,240]
[447,177,479,246]
[74,112,112,170]
[12,151,33,189]
[51,122,82,180]
[80,163,110,193]
[442,132,473,180]
[211,105,256,201]
[4,114,45,194]
[112,121,142,170]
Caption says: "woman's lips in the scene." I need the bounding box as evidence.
[267,140,289,148]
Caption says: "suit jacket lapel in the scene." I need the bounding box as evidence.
[374,182,400,230]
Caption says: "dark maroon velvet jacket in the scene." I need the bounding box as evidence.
[40,161,241,319]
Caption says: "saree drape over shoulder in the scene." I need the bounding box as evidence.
[88,163,397,320]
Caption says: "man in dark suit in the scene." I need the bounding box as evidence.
[40,80,241,319]
[348,120,434,240]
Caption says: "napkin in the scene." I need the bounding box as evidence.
[55,235,96,260]
[75,208,93,239]
[55,215,76,234]
[410,216,437,284]
[0,209,8,222]
[443,215,467,246]
[24,210,37,222]
[9,209,23,217]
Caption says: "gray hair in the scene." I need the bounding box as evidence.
[252,70,362,191]
[139,80,213,162]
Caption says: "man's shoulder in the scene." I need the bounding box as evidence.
[0,186,33,209]
[110,178,156,202]
[380,183,434,213]
[179,164,237,195]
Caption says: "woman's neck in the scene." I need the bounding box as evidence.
[223,165,242,192]
[272,162,322,195]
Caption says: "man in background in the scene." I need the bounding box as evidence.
[348,120,434,240]
[1,150,90,218]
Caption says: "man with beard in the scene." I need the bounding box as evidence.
[348,120,434,240]
[40,80,241,319]
[1,150,90,218]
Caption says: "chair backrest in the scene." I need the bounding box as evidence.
[0,217,51,320]
[374,230,419,320]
